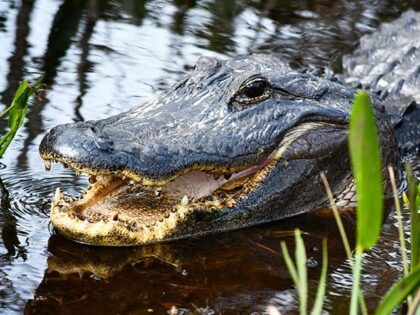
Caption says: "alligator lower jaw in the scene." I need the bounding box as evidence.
[49,150,282,246]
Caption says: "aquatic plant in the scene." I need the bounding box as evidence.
[281,91,420,314]
[280,231,328,315]
[0,78,43,157]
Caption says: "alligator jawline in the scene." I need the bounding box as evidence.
[46,121,344,245]
[48,147,282,245]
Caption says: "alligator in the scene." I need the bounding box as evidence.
[39,10,420,246]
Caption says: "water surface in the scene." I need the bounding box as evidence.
[0,1,419,314]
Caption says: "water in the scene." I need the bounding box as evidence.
[0,1,419,314]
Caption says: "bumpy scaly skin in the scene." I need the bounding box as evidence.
[40,9,419,245]
[343,10,420,151]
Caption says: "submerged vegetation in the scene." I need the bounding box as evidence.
[0,78,43,157]
[281,91,420,314]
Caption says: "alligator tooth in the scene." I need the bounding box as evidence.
[112,211,119,221]
[181,195,189,206]
[44,160,51,171]
[75,170,81,177]
[129,180,135,185]
[213,198,222,208]
[154,188,162,197]
[171,207,177,213]
[88,175,97,184]
[55,187,61,201]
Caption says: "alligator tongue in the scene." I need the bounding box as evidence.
[161,150,277,199]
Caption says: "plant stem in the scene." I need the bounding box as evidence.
[320,173,352,258]
[310,239,328,315]
[405,163,420,272]
[388,166,409,276]
[295,230,308,315]
[350,247,363,315]
[321,173,367,315]
[0,105,13,120]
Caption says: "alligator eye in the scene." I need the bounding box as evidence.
[243,80,268,98]
[233,78,271,107]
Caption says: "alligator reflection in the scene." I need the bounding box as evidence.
[25,214,353,314]
[0,177,27,260]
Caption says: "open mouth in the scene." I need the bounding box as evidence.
[42,121,347,246]
[46,147,282,246]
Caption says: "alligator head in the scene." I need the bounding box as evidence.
[39,54,396,246]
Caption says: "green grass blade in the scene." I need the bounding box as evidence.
[0,131,17,157]
[0,78,43,157]
[348,91,383,250]
[406,164,420,270]
[280,241,299,286]
[295,229,308,315]
[310,239,328,315]
[375,265,420,315]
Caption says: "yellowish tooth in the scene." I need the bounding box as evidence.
[55,187,61,201]
[75,170,81,177]
[44,160,51,171]
[181,195,189,206]
[154,187,162,197]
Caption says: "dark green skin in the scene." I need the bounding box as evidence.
[39,10,420,244]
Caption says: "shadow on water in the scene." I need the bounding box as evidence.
[0,177,24,260]
[0,0,419,313]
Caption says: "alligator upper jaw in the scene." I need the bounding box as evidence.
[47,148,282,246]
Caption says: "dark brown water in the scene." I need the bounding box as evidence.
[0,1,419,314]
